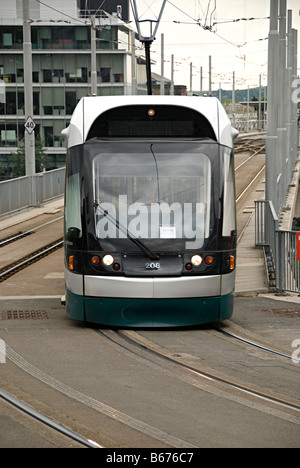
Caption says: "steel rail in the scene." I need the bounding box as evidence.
[0,239,64,282]
[215,325,300,363]
[0,216,63,248]
[0,388,101,448]
[236,165,265,204]
[235,146,266,171]
[112,329,300,415]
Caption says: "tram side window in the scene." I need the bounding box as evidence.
[222,150,236,237]
[65,173,82,240]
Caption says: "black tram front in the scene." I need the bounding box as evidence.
[63,98,237,327]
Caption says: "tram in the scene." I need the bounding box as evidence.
[62,96,238,327]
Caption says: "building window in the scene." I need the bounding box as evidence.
[3,33,13,49]
[101,68,110,83]
[43,69,52,82]
[6,91,17,115]
[33,92,40,115]
[44,126,53,146]
[17,91,24,115]
[114,74,124,83]
[42,88,53,115]
[75,27,88,49]
[53,88,64,115]
[0,123,17,146]
[53,69,64,83]
[66,91,77,114]
[0,27,23,49]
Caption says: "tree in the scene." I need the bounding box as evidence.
[7,136,49,178]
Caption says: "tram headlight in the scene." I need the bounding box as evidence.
[191,255,202,266]
[103,255,114,266]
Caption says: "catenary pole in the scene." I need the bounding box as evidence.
[131,31,137,95]
[277,0,287,211]
[160,34,165,95]
[23,0,35,178]
[266,0,279,210]
[90,15,97,95]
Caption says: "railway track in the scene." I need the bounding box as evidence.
[0,389,100,448]
[235,141,266,155]
[0,216,63,283]
[2,318,299,449]
[99,328,300,422]
[0,239,64,283]
[0,216,63,248]
[216,322,300,363]
[3,340,197,448]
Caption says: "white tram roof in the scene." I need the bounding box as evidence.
[62,95,238,149]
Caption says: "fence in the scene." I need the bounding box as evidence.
[234,119,266,133]
[277,230,300,293]
[0,167,65,217]
[255,199,300,294]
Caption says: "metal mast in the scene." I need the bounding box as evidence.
[23,0,35,177]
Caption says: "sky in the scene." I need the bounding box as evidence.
[130,0,300,90]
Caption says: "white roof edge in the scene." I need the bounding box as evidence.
[63,95,236,148]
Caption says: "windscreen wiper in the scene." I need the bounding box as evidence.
[94,202,160,261]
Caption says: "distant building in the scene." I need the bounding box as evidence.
[0,0,147,176]
[151,72,187,96]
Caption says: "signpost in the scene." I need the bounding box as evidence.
[24,116,36,135]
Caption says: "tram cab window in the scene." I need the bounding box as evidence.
[92,151,211,249]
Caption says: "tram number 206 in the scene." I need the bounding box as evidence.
[146,262,161,270]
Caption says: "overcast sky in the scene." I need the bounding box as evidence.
[130,0,300,90]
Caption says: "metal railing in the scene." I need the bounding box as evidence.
[0,167,65,217]
[255,199,300,294]
[234,119,266,133]
[277,230,300,293]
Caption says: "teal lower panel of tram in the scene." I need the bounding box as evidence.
[65,289,234,327]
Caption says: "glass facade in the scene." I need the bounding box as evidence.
[0,23,145,179]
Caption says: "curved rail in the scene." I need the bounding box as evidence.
[0,388,101,448]
[215,324,300,363]
[108,329,300,418]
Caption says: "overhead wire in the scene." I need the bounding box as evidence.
[33,0,87,24]
[32,0,270,85]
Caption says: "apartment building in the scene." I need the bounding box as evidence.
[0,0,147,177]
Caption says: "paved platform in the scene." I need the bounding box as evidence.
[235,209,268,295]
[0,197,64,231]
